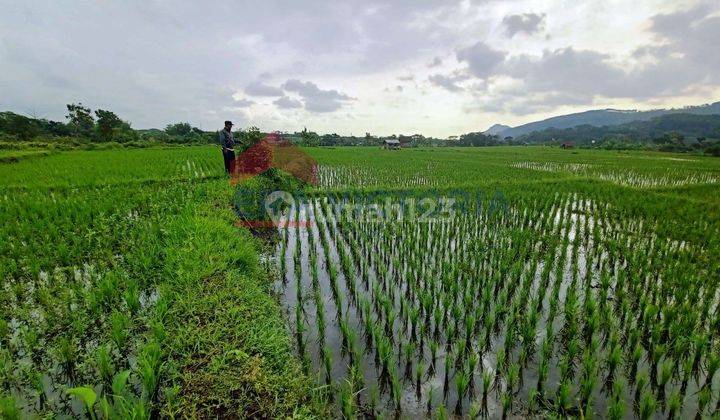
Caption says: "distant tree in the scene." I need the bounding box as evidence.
[66,103,94,137]
[165,122,193,136]
[45,120,71,136]
[236,126,264,150]
[113,121,138,143]
[705,142,720,157]
[320,133,341,146]
[458,131,498,147]
[95,109,123,141]
[668,131,685,146]
[1,112,40,141]
[300,127,320,146]
[652,136,668,145]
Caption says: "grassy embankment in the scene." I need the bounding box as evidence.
[0,146,321,418]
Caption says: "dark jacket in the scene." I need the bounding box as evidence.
[218,128,235,150]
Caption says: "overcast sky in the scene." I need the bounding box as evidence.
[1,0,719,137]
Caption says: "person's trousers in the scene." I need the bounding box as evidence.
[223,150,236,174]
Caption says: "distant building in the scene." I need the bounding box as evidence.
[560,142,575,149]
[383,139,401,150]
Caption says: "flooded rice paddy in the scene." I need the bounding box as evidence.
[274,192,719,418]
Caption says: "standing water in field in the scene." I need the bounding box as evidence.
[272,190,720,418]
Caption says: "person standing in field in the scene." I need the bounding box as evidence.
[219,120,236,175]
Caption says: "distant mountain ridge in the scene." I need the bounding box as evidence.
[516,113,720,145]
[495,101,720,138]
[483,124,511,135]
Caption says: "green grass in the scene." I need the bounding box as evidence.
[3,144,719,418]
[0,149,52,163]
[0,146,223,189]
[306,146,720,242]
[0,146,321,418]
[306,146,720,194]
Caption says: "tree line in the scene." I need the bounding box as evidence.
[515,113,720,156]
[2,105,718,156]
[0,103,219,145]
[0,106,504,148]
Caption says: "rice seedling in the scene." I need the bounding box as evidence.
[137,340,162,403]
[67,387,98,420]
[501,391,512,420]
[468,401,481,419]
[339,378,355,419]
[10,146,720,418]
[369,384,379,416]
[696,386,711,418]
[427,386,435,415]
[639,390,656,420]
[556,380,573,415]
[667,389,682,419]
[415,361,426,401]
[322,346,333,386]
[55,335,78,378]
[657,359,673,406]
[0,395,20,419]
[634,370,651,416]
[109,310,131,352]
[390,367,402,413]
[29,370,45,411]
[124,279,141,315]
[96,344,114,385]
[454,370,470,414]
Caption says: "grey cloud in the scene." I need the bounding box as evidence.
[503,13,545,37]
[2,0,719,130]
[468,91,594,116]
[0,1,261,128]
[429,74,465,92]
[237,1,466,75]
[274,96,303,109]
[456,42,506,79]
[512,45,712,99]
[244,81,284,97]
[645,4,720,79]
[282,79,353,113]
[461,1,720,116]
[509,92,594,115]
[647,4,713,42]
[0,0,466,128]
[502,48,626,96]
[632,44,673,59]
[455,3,720,116]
